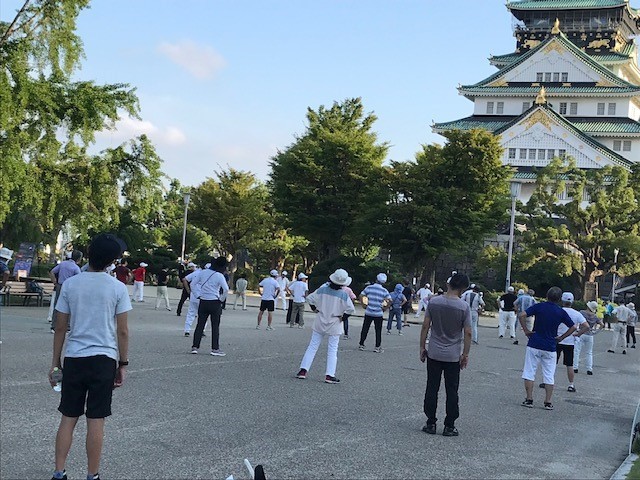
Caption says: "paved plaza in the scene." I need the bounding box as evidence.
[1,289,639,479]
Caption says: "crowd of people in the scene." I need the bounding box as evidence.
[1,233,632,480]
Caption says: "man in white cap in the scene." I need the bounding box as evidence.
[233,273,248,311]
[414,283,432,318]
[296,268,355,383]
[131,262,148,302]
[286,273,309,328]
[539,292,588,392]
[257,270,280,330]
[0,247,13,291]
[461,284,485,344]
[359,273,392,353]
[609,302,633,354]
[574,301,604,375]
[513,289,536,345]
[498,286,518,340]
[626,303,637,349]
[276,270,289,311]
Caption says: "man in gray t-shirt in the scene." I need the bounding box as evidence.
[419,273,472,437]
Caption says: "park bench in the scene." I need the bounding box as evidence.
[0,280,55,307]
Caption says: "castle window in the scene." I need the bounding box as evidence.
[553,73,560,82]
[486,102,494,114]
[597,103,605,115]
[570,103,578,115]
[522,102,530,113]
[608,103,616,115]
[544,72,552,82]
[497,102,504,114]
[547,149,555,159]
[561,72,568,82]
[537,149,545,160]
[529,149,536,160]
[623,140,631,152]
[559,103,567,114]
[519,149,527,160]
[613,140,622,151]
[536,73,543,82]
[559,149,567,159]
[508,148,516,159]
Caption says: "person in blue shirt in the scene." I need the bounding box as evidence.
[518,286,576,411]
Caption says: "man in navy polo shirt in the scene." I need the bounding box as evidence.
[518,287,576,410]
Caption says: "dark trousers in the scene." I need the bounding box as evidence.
[176,288,189,315]
[342,313,350,335]
[627,325,637,345]
[286,299,301,324]
[423,356,461,428]
[360,315,383,348]
[192,300,222,350]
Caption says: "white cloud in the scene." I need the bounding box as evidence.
[157,40,226,80]
[97,117,187,148]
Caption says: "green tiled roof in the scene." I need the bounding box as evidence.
[513,171,615,181]
[460,85,640,96]
[465,32,639,91]
[489,43,636,66]
[433,115,640,135]
[494,105,633,168]
[507,1,630,10]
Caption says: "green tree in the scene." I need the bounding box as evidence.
[189,168,269,279]
[517,159,640,297]
[383,129,510,280]
[1,0,163,245]
[269,97,389,259]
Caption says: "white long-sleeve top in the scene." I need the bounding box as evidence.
[307,284,356,336]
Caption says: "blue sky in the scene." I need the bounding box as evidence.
[2,0,517,186]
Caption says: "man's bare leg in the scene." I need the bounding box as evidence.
[257,311,263,326]
[267,312,273,327]
[567,366,574,384]
[86,418,105,476]
[55,416,79,471]
[544,384,554,403]
[524,379,534,400]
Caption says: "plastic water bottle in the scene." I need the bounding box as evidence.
[51,367,63,392]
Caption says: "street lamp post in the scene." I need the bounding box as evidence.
[505,181,521,292]
[611,248,619,302]
[180,192,191,263]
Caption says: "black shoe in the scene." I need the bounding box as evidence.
[632,345,636,349]
[573,369,578,373]
[587,371,593,375]
[421,423,436,434]
[176,312,181,316]
[443,426,459,437]
[539,383,546,388]
[521,398,533,408]
[202,333,206,337]
[184,332,190,337]
[544,402,554,410]
[607,349,615,353]
[622,349,627,354]
[499,335,504,338]
[325,375,340,384]
[513,340,519,345]
[51,471,67,480]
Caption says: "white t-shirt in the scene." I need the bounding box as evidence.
[259,277,280,300]
[288,280,308,303]
[185,269,203,299]
[55,272,132,361]
[559,307,585,346]
[613,305,633,323]
[420,288,432,301]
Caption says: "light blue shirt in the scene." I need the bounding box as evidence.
[362,283,391,317]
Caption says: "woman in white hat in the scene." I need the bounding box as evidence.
[574,301,604,375]
[296,269,355,384]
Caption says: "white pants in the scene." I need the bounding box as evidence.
[415,299,427,317]
[300,331,340,376]
[470,310,479,342]
[611,323,627,351]
[277,290,288,310]
[522,346,556,385]
[184,296,200,333]
[499,311,517,338]
[155,286,170,309]
[574,335,594,372]
[233,292,246,310]
[132,281,145,301]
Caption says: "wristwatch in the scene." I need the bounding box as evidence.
[118,360,129,367]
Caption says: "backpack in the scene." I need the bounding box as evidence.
[26,280,44,294]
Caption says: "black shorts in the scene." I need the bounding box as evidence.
[556,344,574,367]
[402,303,411,314]
[59,355,117,418]
[259,300,275,312]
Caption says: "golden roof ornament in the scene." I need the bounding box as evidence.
[551,18,561,35]
[535,86,547,105]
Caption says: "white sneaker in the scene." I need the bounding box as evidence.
[166,308,171,311]
[374,347,383,353]
[256,325,261,330]
[190,348,198,354]
[386,330,391,335]
[210,350,226,357]
[398,331,404,336]
[266,326,274,331]
[298,325,303,329]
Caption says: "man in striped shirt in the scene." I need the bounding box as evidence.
[359,273,392,353]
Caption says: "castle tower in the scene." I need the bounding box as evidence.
[433,0,640,203]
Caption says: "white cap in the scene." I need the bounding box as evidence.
[270,269,278,277]
[587,301,598,313]
[425,283,430,288]
[187,262,196,268]
[140,262,148,267]
[470,283,476,289]
[507,286,515,292]
[518,289,525,295]
[376,273,387,284]
[561,292,574,303]
[298,273,308,280]
[282,270,288,276]
[329,268,351,286]
[204,263,211,269]
[0,247,13,260]
[627,302,635,310]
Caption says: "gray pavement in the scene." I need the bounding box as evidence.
[1,295,639,480]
